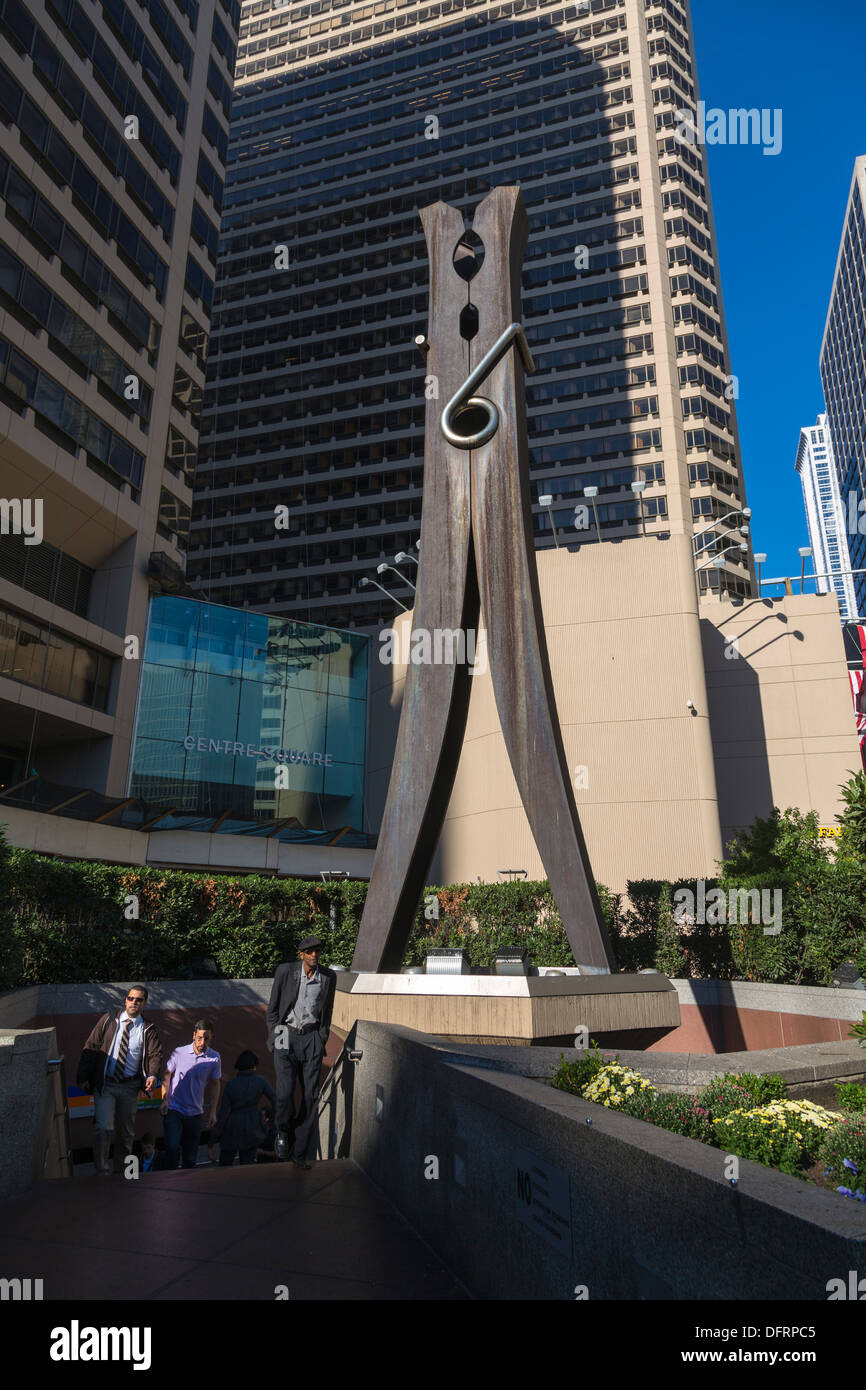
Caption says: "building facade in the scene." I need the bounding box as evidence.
[190,0,753,631]
[821,155,866,620]
[795,414,856,621]
[0,0,239,797]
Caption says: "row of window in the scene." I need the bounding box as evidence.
[0,530,93,619]
[232,55,631,151]
[533,459,665,502]
[685,429,737,462]
[165,423,198,488]
[0,240,152,425]
[0,60,174,256]
[527,364,656,403]
[0,150,160,353]
[215,185,643,289]
[191,199,219,264]
[233,75,632,168]
[197,150,224,213]
[236,31,627,125]
[0,333,144,492]
[0,604,111,711]
[142,0,193,78]
[96,0,188,129]
[157,487,191,545]
[202,100,229,166]
[186,253,214,311]
[168,0,198,32]
[37,0,183,167]
[237,10,625,75]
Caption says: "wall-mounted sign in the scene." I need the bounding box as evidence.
[182,735,333,767]
[514,1145,572,1254]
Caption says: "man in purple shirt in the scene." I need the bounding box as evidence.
[161,1020,221,1169]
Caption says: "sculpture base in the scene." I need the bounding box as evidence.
[334,971,680,1046]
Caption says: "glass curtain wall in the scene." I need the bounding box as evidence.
[129,595,368,831]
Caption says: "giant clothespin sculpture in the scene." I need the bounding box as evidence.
[351,187,616,974]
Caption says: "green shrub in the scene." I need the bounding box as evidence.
[818,1114,866,1199]
[850,1013,866,1048]
[550,1041,612,1097]
[732,1071,787,1104]
[653,884,687,978]
[695,1075,757,1119]
[619,1088,714,1144]
[713,1100,841,1177]
[838,770,866,860]
[836,1082,866,1111]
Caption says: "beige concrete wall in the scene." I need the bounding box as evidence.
[369,541,859,892]
[370,535,723,892]
[701,593,861,848]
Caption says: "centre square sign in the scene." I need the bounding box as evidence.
[182,734,334,767]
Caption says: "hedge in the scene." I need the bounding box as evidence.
[0,833,864,988]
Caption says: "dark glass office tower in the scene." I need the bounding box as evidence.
[190,0,752,629]
[822,156,866,620]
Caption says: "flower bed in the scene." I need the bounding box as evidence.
[551,1048,866,1204]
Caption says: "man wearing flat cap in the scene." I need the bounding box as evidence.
[266,936,336,1169]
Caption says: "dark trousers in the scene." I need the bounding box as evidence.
[164,1109,203,1169]
[274,1030,324,1160]
[219,1147,257,1166]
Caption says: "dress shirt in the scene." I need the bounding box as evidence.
[286,965,322,1028]
[106,1010,144,1079]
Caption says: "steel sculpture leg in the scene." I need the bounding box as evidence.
[351,201,478,973]
[470,189,616,971]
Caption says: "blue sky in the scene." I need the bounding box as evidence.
[689,0,865,583]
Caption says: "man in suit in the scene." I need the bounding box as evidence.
[266,936,336,1170]
[76,985,163,1176]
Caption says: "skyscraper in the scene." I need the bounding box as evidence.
[795,415,856,621]
[821,154,866,621]
[0,0,238,795]
[191,0,753,630]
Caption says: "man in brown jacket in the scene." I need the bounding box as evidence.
[77,984,163,1176]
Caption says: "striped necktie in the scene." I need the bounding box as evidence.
[116,1019,132,1077]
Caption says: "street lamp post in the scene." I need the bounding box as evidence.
[538,494,560,548]
[631,478,647,536]
[692,506,752,553]
[583,485,601,540]
[378,561,416,592]
[358,576,409,612]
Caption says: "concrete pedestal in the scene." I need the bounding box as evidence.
[333,971,680,1046]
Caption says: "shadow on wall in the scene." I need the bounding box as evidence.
[701,603,788,848]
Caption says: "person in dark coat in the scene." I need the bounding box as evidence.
[208,1050,276,1166]
[266,936,336,1169]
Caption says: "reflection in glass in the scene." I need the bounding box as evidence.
[130,596,369,832]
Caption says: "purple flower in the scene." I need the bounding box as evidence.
[843,1158,859,1175]
[836,1186,854,1197]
